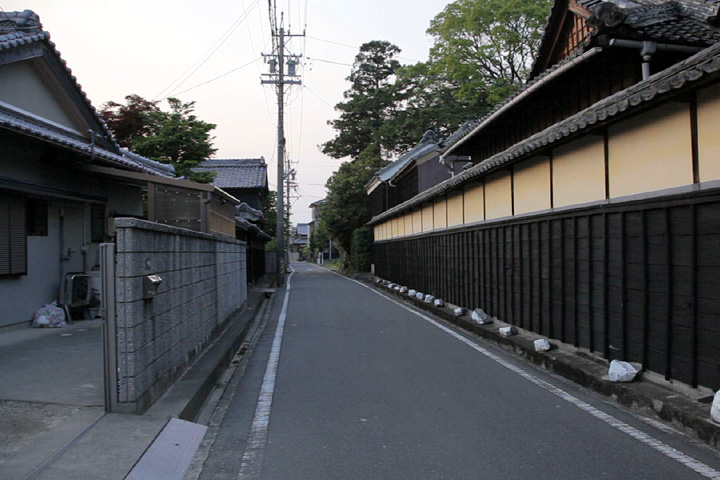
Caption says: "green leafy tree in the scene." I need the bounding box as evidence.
[322,41,401,160]
[100,95,217,183]
[350,226,372,272]
[378,61,480,154]
[427,0,551,106]
[309,219,329,253]
[321,145,388,262]
[133,98,217,182]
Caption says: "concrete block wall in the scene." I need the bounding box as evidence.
[114,218,247,413]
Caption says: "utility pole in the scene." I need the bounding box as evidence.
[262,12,302,286]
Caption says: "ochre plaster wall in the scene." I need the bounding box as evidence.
[421,204,434,232]
[484,171,513,220]
[697,82,720,182]
[608,103,692,198]
[412,209,422,234]
[447,191,464,227]
[513,156,551,215]
[464,182,484,224]
[433,198,447,229]
[553,136,606,207]
[404,213,413,236]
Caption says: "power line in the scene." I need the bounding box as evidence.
[306,35,420,63]
[306,57,353,67]
[302,84,334,109]
[154,0,260,100]
[162,58,261,99]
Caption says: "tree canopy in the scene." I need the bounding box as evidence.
[100,96,217,183]
[321,145,388,258]
[318,0,552,269]
[427,0,551,105]
[321,41,402,160]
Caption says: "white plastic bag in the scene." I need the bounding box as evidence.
[32,301,66,328]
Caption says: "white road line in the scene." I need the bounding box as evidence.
[338,274,720,480]
[237,272,294,479]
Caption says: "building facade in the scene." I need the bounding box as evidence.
[370,0,720,392]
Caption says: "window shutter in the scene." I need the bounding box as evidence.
[0,192,27,276]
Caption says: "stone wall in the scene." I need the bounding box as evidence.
[114,218,247,413]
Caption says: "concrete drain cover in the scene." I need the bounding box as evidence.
[126,418,207,480]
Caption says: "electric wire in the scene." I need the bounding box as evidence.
[302,84,334,109]
[154,0,260,100]
[162,57,261,99]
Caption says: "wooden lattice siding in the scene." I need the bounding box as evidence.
[373,192,720,390]
[471,50,641,164]
[209,196,236,238]
[557,13,591,65]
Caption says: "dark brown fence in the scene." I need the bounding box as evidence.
[373,190,720,391]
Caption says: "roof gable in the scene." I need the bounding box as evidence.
[0,10,118,150]
[0,57,90,134]
[0,10,174,177]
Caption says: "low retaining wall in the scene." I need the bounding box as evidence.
[114,218,247,413]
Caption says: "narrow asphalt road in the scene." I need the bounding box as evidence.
[198,263,720,480]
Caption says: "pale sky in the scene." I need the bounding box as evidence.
[2,0,452,224]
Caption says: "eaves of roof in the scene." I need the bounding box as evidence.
[368,41,720,226]
[441,47,604,157]
[0,104,175,177]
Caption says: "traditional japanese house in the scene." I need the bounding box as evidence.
[369,0,720,393]
[194,158,271,282]
[0,10,240,330]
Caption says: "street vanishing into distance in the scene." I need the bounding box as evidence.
[194,263,720,479]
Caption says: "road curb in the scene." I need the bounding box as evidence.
[369,279,720,450]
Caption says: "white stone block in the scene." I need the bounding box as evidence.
[394,285,401,291]
[608,360,639,383]
[400,286,408,293]
[453,307,465,317]
[424,295,434,304]
[434,298,445,307]
[534,339,551,352]
[711,391,720,424]
[409,289,417,297]
[416,292,424,300]
[471,308,491,324]
[499,326,517,337]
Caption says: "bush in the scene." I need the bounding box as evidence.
[350,226,372,272]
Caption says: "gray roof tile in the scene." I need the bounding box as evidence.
[0,10,173,177]
[194,158,267,189]
[370,41,720,225]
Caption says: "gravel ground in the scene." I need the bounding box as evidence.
[0,400,79,465]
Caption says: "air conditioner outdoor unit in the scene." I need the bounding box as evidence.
[64,273,92,308]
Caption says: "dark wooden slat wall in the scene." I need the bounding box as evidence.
[372,193,720,390]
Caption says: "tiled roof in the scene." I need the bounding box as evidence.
[0,10,121,152]
[369,40,720,225]
[194,158,267,190]
[367,130,441,189]
[0,10,174,177]
[295,223,309,236]
[236,216,271,240]
[441,47,602,155]
[0,103,175,176]
[583,0,720,45]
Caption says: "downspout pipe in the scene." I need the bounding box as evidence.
[441,46,604,160]
[607,39,704,80]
